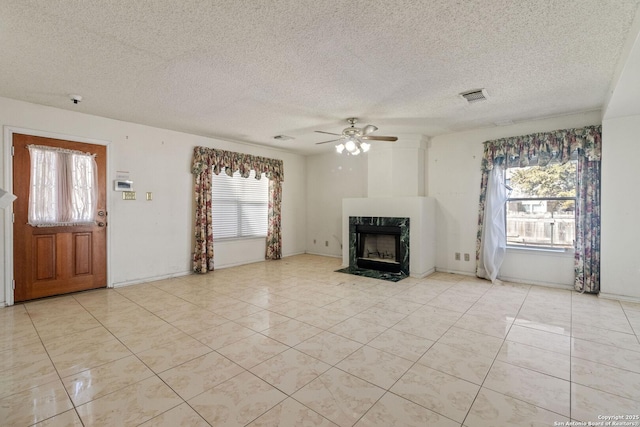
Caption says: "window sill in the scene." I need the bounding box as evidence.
[506,245,574,256]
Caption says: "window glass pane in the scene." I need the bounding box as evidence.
[506,161,576,198]
[211,169,268,239]
[505,161,576,249]
[506,200,575,248]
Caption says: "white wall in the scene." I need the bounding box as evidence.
[600,115,640,300]
[305,151,367,257]
[0,96,307,305]
[599,16,640,301]
[428,111,602,287]
[367,136,427,198]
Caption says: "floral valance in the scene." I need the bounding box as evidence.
[191,146,284,182]
[481,125,601,171]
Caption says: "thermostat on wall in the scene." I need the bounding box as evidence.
[114,179,133,191]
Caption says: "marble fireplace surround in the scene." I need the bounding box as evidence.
[342,197,436,278]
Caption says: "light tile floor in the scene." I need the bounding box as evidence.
[2,254,640,426]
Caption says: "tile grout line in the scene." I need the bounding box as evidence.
[348,276,495,427]
[457,280,532,426]
[21,301,86,426]
[570,288,574,421]
[74,292,188,425]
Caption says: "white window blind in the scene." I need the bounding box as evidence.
[28,145,97,227]
[211,169,268,239]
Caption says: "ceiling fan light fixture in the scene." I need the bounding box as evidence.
[345,139,357,152]
[315,118,397,155]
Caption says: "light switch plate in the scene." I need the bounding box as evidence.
[122,191,136,200]
[146,192,153,201]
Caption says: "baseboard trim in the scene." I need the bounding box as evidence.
[113,270,192,288]
[599,292,640,304]
[200,252,309,271]
[434,268,476,277]
[433,268,575,290]
[497,275,573,290]
[411,267,436,279]
[284,251,307,257]
[304,251,342,259]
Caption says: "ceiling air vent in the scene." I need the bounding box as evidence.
[460,88,489,103]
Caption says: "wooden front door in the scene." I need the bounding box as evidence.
[12,134,107,302]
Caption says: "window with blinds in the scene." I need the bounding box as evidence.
[211,169,268,239]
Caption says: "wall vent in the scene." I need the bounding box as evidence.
[460,88,489,103]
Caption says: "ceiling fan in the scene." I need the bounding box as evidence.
[315,118,398,155]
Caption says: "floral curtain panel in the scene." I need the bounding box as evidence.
[575,156,601,293]
[266,179,283,260]
[476,125,602,293]
[191,147,284,273]
[193,166,214,273]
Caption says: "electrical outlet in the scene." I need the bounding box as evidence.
[455,252,460,261]
[122,191,136,200]
[325,241,329,247]
[464,253,470,261]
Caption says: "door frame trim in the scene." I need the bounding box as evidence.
[3,126,112,306]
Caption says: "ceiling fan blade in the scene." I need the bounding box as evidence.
[361,124,378,135]
[314,130,341,136]
[361,135,398,141]
[315,138,343,145]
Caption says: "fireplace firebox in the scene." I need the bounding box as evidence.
[348,216,409,277]
[356,225,401,273]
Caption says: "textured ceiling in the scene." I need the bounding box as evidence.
[1,0,639,154]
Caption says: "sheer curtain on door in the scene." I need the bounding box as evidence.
[27,145,97,227]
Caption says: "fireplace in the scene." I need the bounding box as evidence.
[343,198,436,278]
[349,216,409,277]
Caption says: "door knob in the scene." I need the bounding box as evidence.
[98,211,106,216]
[97,222,106,227]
